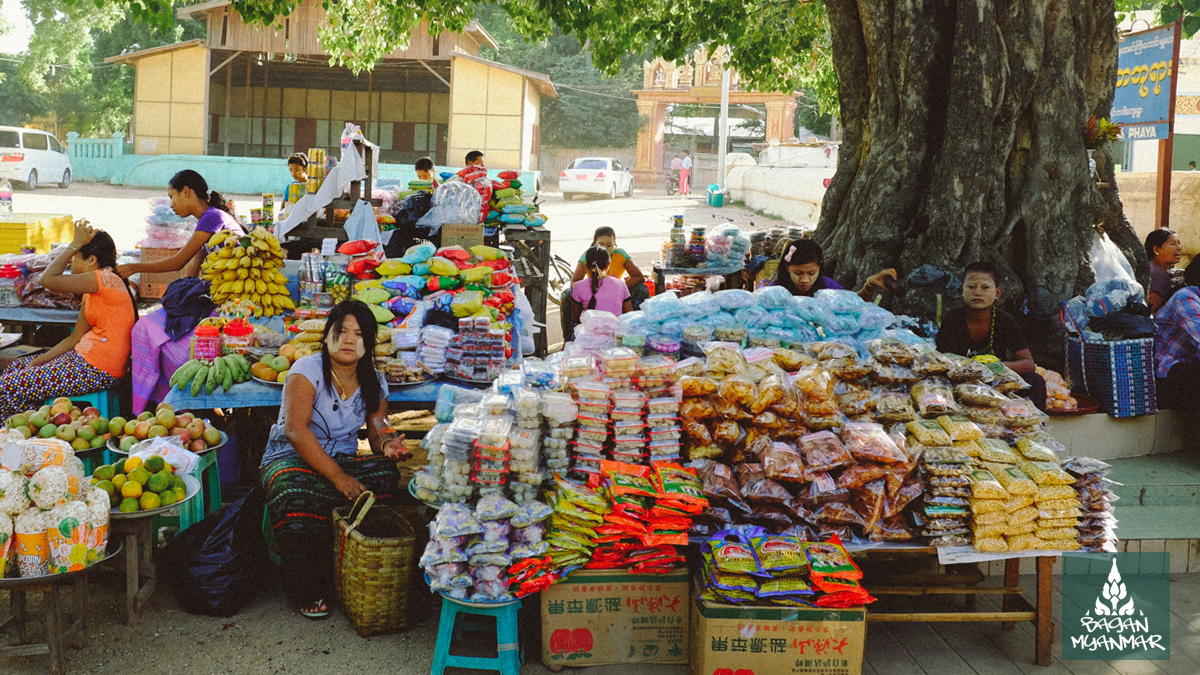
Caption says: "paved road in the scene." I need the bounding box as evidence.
[8,182,784,346]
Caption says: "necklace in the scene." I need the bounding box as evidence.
[329,369,355,401]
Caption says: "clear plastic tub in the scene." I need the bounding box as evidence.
[610,388,647,408]
[646,414,680,429]
[572,439,606,456]
[574,427,608,443]
[648,397,682,415]
[479,416,513,448]
[612,407,646,422]
[513,387,541,415]
[561,355,595,379]
[574,380,611,401]
[599,346,639,371]
[481,394,512,416]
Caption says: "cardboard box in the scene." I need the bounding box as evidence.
[689,594,866,675]
[139,247,185,299]
[440,222,483,249]
[541,568,690,667]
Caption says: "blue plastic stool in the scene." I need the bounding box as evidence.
[176,450,222,532]
[46,389,120,420]
[430,596,522,675]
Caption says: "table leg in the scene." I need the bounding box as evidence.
[72,574,87,649]
[655,268,664,298]
[1001,557,1020,630]
[1036,556,1054,667]
[44,586,64,675]
[9,589,26,645]
[125,529,139,626]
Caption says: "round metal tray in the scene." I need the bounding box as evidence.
[0,541,124,587]
[107,430,227,457]
[108,474,201,519]
[251,375,286,387]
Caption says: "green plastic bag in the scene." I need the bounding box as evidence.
[460,266,493,286]
[428,256,459,277]
[470,245,504,261]
[369,304,394,324]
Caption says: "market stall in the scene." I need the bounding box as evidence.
[403,278,1115,671]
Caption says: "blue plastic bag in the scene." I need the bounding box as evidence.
[682,290,721,316]
[714,289,756,310]
[754,285,793,310]
[859,305,895,331]
[400,242,436,264]
[791,296,834,325]
[815,288,866,314]
[641,291,686,323]
[734,305,772,329]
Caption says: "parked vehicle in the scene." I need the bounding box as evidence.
[559,157,634,200]
[0,126,73,190]
[665,169,681,196]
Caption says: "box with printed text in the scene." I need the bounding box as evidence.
[540,568,690,667]
[689,593,865,675]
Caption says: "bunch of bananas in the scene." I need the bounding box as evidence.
[169,354,251,396]
[200,227,297,317]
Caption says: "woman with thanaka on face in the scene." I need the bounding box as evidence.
[935,261,1047,411]
[770,239,897,300]
[259,300,409,619]
[1145,228,1183,315]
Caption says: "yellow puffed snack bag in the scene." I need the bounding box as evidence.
[1004,520,1038,536]
[969,469,1009,500]
[970,499,1007,515]
[1037,527,1078,540]
[1006,533,1042,551]
[1009,505,1040,524]
[973,522,1006,539]
[1038,517,1079,530]
[936,414,983,442]
[988,464,1037,495]
[973,510,1009,526]
[1015,437,1058,462]
[907,420,952,446]
[1003,495,1034,512]
[1035,485,1076,502]
[978,439,1020,464]
[1016,460,1074,486]
[975,536,1009,553]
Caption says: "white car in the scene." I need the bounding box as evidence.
[559,157,634,200]
[0,126,73,190]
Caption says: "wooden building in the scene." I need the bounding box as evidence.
[104,1,555,170]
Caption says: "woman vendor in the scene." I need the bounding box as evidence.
[1145,228,1183,314]
[1153,261,1200,409]
[935,262,1047,411]
[0,221,137,419]
[260,300,409,619]
[771,239,898,300]
[120,171,246,412]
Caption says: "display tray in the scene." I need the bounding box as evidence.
[107,430,227,456]
[109,473,200,519]
[1046,392,1100,416]
[408,476,446,510]
[0,540,124,587]
[424,572,519,606]
[252,375,286,387]
[442,374,493,387]
[387,376,440,389]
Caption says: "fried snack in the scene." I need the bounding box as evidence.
[840,422,907,464]
[977,438,1020,464]
[936,414,983,442]
[751,374,786,414]
[912,378,958,417]
[907,420,952,446]
[703,341,749,375]
[773,347,816,372]
[954,383,1010,408]
[1005,533,1042,551]
[681,376,718,397]
[912,346,956,376]
[681,397,718,420]
[1035,485,1077,502]
[1016,460,1074,486]
[1016,437,1058,462]
[947,356,991,383]
[969,469,1009,499]
[866,337,917,366]
[988,464,1037,495]
[975,536,1009,552]
[875,390,917,423]
[797,431,854,473]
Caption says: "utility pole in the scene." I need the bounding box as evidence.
[717,52,731,192]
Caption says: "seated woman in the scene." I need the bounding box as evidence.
[0,221,137,419]
[118,170,246,411]
[562,227,647,338]
[935,262,1047,411]
[259,300,409,619]
[771,239,897,300]
[1153,261,1200,409]
[571,246,634,330]
[1145,228,1183,314]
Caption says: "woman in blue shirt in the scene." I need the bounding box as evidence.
[260,300,408,619]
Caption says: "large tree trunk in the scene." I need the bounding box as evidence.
[815,0,1144,365]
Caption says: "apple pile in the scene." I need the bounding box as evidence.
[250,344,301,383]
[107,403,223,455]
[5,398,114,451]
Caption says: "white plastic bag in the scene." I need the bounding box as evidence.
[131,437,202,477]
[1089,233,1141,294]
[343,199,382,243]
[417,182,483,235]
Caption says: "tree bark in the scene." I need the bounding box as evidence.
[815,0,1143,365]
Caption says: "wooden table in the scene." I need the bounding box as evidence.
[0,544,120,675]
[652,260,745,296]
[109,516,157,626]
[851,545,1056,667]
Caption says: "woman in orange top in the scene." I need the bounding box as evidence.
[0,221,137,420]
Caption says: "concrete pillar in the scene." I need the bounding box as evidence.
[633,99,667,184]
[765,98,798,143]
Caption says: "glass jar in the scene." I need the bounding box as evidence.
[0,264,21,308]
[191,325,221,361]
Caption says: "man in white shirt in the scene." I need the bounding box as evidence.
[680,151,693,195]
[670,154,682,172]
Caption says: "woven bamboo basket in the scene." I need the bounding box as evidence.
[333,491,416,636]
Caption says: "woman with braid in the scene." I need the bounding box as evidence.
[570,246,632,330]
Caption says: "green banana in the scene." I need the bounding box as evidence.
[212,357,226,383]
[222,367,233,392]
[191,364,209,397]
[170,361,199,390]
[233,354,249,379]
[179,362,204,391]
[205,361,220,394]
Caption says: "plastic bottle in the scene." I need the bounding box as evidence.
[0,264,21,307]
[0,178,12,220]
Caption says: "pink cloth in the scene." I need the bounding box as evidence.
[572,276,630,317]
[130,306,194,414]
[679,169,691,194]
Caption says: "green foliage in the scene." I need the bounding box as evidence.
[9,2,203,135]
[476,6,644,148]
[0,60,50,122]
[1117,1,1200,38]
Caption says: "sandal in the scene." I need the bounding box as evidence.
[300,599,330,620]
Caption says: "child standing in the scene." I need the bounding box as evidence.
[281,153,308,216]
[571,246,632,328]
[414,156,439,189]
[935,261,1047,411]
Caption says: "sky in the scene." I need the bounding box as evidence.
[0,0,33,54]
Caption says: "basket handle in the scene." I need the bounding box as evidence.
[346,491,376,535]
